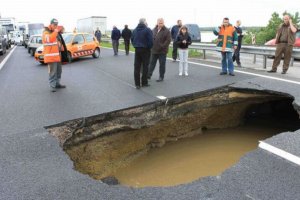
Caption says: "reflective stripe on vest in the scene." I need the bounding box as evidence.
[216,46,233,52]
[44,42,58,46]
[44,53,60,57]
[43,30,61,63]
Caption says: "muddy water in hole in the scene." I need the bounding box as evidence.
[114,119,298,187]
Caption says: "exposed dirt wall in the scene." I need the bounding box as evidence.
[47,88,289,180]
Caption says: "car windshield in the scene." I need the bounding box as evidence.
[63,34,74,44]
[296,31,300,39]
[29,29,44,36]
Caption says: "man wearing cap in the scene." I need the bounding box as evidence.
[42,18,67,92]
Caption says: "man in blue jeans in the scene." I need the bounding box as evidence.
[213,17,238,76]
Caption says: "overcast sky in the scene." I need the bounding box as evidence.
[0,0,298,31]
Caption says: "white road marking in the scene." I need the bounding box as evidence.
[259,141,300,166]
[166,57,300,85]
[186,60,300,85]
[0,46,17,71]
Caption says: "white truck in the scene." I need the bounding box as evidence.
[0,17,16,46]
[17,22,29,46]
[9,31,23,45]
[24,23,44,48]
[77,16,107,36]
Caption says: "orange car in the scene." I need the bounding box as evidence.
[35,32,100,64]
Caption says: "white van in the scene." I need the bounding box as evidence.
[10,31,23,45]
[27,34,43,56]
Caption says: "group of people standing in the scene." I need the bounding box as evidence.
[213,15,297,76]
[105,18,243,88]
[118,17,243,89]
[109,25,133,56]
[131,18,172,88]
[109,15,297,90]
[42,15,297,92]
[131,18,193,89]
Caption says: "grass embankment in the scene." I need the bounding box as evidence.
[100,41,202,58]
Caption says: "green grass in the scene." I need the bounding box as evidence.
[101,41,203,58]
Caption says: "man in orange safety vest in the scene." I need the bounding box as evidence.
[42,18,67,92]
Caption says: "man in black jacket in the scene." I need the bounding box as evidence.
[94,27,102,43]
[232,20,243,67]
[111,26,121,56]
[171,20,182,61]
[131,18,153,89]
[121,25,132,55]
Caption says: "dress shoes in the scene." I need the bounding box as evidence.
[56,84,66,89]
[156,77,163,82]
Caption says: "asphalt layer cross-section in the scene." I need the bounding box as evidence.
[0,46,300,200]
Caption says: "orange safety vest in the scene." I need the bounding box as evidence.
[218,25,236,52]
[42,26,61,63]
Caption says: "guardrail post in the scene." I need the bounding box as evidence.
[253,54,256,64]
[263,55,267,69]
[203,50,206,59]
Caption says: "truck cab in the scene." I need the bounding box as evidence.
[24,23,44,48]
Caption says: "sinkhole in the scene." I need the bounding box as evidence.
[47,87,300,188]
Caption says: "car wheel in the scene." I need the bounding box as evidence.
[92,48,100,58]
[67,52,73,63]
[2,46,6,54]
[30,49,35,56]
[28,48,31,53]
[39,61,45,65]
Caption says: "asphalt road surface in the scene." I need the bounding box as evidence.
[0,46,300,200]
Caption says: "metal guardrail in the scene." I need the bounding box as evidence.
[101,38,300,68]
[189,43,300,68]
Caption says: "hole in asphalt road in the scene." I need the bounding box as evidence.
[47,87,300,187]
